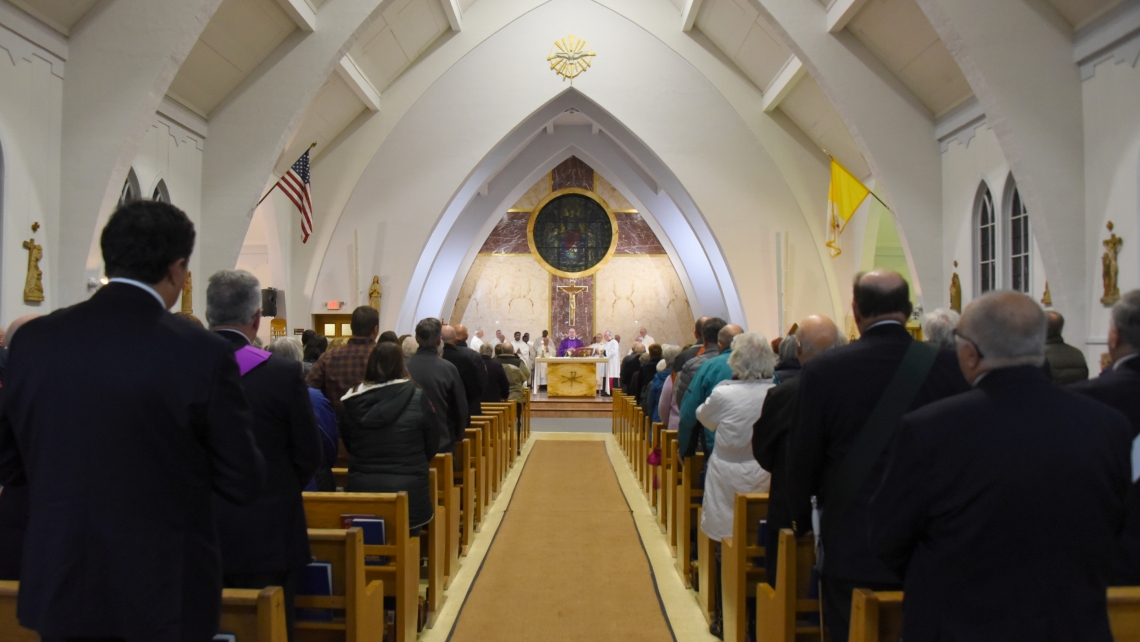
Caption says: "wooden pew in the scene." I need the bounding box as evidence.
[657,427,676,534]
[464,426,488,527]
[299,528,385,642]
[848,586,1140,642]
[698,523,717,624]
[470,416,499,498]
[303,493,419,642]
[430,453,461,586]
[0,581,39,642]
[422,468,445,627]
[675,452,706,588]
[721,493,769,642]
[649,420,664,508]
[220,587,289,642]
[662,430,679,547]
[0,583,295,642]
[756,529,821,642]
[454,437,476,553]
[483,402,516,466]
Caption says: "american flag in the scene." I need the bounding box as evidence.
[275,149,314,243]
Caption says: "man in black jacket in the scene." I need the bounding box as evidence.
[1071,289,1140,584]
[869,291,1131,641]
[406,318,468,452]
[672,316,710,375]
[786,271,968,640]
[207,269,323,642]
[478,344,510,403]
[752,314,842,586]
[443,324,487,418]
[0,201,265,642]
[620,343,645,395]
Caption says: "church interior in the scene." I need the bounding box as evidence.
[1,0,1140,640]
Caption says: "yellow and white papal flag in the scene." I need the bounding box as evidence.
[826,158,871,258]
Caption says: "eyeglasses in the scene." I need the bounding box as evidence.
[952,328,985,360]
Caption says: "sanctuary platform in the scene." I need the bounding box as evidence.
[529,391,612,419]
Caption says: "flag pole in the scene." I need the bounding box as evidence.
[254,142,317,208]
[829,155,891,211]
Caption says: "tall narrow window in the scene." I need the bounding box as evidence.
[1007,186,1030,293]
[152,179,170,204]
[119,168,140,208]
[976,187,996,294]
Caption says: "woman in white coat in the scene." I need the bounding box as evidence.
[695,331,777,636]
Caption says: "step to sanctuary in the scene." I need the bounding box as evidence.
[529,393,612,418]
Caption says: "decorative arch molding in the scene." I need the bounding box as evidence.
[409,89,743,331]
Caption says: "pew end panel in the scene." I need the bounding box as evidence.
[755,529,821,642]
[847,589,903,642]
[299,528,385,642]
[220,587,288,642]
[0,581,40,642]
[723,493,769,642]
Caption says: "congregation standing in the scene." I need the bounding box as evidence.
[0,198,1138,642]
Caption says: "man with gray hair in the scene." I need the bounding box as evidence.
[1072,289,1140,584]
[207,269,323,641]
[406,318,467,453]
[869,291,1132,641]
[753,315,844,585]
[920,308,960,351]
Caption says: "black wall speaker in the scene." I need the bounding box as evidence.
[261,288,278,317]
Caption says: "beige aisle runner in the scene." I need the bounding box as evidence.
[448,440,675,641]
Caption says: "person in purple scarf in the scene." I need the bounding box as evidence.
[558,328,585,356]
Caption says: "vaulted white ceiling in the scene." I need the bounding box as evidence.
[8,0,98,34]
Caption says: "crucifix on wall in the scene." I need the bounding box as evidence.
[556,281,589,326]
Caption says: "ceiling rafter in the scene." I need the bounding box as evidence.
[276,0,317,31]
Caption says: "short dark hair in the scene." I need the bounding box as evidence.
[853,273,913,318]
[648,343,663,359]
[416,318,442,347]
[702,317,728,344]
[303,336,328,362]
[302,329,317,347]
[1046,311,1064,340]
[101,200,195,284]
[364,342,407,384]
[378,330,399,345]
[350,306,380,337]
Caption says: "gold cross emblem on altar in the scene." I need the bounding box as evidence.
[556,282,589,326]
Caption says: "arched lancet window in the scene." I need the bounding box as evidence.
[118,168,141,208]
[151,179,170,204]
[974,184,996,295]
[1002,175,1031,294]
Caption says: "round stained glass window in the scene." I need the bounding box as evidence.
[527,188,618,278]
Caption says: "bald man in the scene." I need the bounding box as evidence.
[752,315,844,585]
[441,324,487,419]
[678,324,743,456]
[786,270,968,640]
[869,291,1131,641]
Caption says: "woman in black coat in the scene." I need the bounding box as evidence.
[340,342,440,533]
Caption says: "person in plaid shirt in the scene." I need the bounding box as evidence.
[306,306,380,422]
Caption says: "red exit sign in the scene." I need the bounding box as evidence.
[327,301,341,310]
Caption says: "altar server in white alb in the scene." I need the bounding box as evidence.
[512,332,532,369]
[469,329,484,354]
[589,333,606,393]
[604,330,621,395]
[533,331,554,389]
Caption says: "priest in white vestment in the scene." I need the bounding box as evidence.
[533,334,553,389]
[469,329,485,353]
[638,327,655,348]
[604,331,621,394]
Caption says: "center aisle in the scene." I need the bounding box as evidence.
[447,439,676,641]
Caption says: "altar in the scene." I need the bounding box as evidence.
[537,357,608,397]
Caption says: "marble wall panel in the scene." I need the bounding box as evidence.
[595,256,695,355]
[615,213,666,255]
[452,255,551,338]
[594,172,635,210]
[552,156,593,191]
[479,212,531,254]
[550,274,596,346]
[510,175,551,211]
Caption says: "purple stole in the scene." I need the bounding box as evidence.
[235,345,272,376]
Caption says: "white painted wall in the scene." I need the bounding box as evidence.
[0,39,62,327]
[1082,53,1140,366]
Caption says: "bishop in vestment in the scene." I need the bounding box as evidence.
[558,328,585,356]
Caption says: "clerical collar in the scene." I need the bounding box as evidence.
[215,328,252,346]
[866,320,904,332]
[1115,353,1140,371]
[108,278,166,309]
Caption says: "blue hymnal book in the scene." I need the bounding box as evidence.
[296,561,334,622]
[753,519,768,567]
[351,517,388,566]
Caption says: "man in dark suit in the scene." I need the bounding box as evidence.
[869,291,1132,641]
[1071,289,1140,584]
[442,324,487,419]
[752,314,843,586]
[1045,310,1089,384]
[406,318,468,452]
[206,269,323,642]
[785,270,968,640]
[0,201,265,642]
[0,315,38,583]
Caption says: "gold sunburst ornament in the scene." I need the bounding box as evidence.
[548,34,595,83]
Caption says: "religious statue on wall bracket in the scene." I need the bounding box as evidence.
[369,276,382,311]
[949,262,961,314]
[1101,221,1122,306]
[1041,281,1052,307]
[181,271,193,314]
[22,237,44,303]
